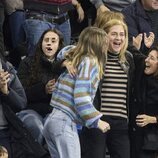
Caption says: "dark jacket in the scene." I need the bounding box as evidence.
[122,0,153,54]
[1,60,26,120]
[17,56,64,117]
[0,33,4,56]
[0,60,50,158]
[129,48,158,128]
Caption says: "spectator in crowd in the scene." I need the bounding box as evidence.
[0,53,27,157]
[129,46,158,158]
[122,0,158,55]
[0,25,50,158]
[2,0,26,68]
[0,146,8,158]
[80,19,135,158]
[23,0,84,56]
[17,28,76,145]
[43,26,110,158]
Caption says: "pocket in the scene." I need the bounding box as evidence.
[46,117,66,137]
[143,127,158,151]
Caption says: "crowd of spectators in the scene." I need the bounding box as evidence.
[0,0,158,158]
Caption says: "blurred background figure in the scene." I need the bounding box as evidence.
[23,0,84,56]
[2,0,26,68]
[0,146,8,158]
[122,0,158,55]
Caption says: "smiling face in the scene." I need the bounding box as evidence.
[144,50,158,76]
[107,24,125,54]
[42,31,59,59]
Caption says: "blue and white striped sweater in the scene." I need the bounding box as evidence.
[50,57,102,128]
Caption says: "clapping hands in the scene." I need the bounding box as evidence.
[144,32,155,48]
[133,32,155,50]
[0,70,10,95]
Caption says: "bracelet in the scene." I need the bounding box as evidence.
[75,2,81,9]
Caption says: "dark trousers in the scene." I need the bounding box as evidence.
[80,128,130,158]
[0,128,12,158]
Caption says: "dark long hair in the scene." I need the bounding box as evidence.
[28,28,64,86]
[148,46,158,78]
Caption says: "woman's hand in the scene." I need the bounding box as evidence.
[45,79,56,94]
[0,70,10,95]
[136,114,157,127]
[63,60,77,77]
[132,33,143,50]
[144,32,155,48]
[98,119,110,133]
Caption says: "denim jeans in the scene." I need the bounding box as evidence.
[0,6,4,34]
[23,13,71,56]
[43,108,80,158]
[17,109,44,145]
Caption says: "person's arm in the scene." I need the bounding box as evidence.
[72,0,84,22]
[0,61,27,112]
[73,57,110,132]
[90,0,110,16]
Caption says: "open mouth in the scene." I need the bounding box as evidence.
[145,64,150,70]
[46,47,52,51]
[113,42,121,48]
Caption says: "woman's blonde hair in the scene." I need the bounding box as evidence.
[102,19,128,63]
[94,11,125,29]
[65,26,109,79]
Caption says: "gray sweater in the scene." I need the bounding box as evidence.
[90,0,135,11]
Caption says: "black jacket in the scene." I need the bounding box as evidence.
[129,48,158,128]
[17,56,64,117]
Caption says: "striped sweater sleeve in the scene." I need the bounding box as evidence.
[74,57,102,128]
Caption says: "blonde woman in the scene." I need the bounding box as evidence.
[43,26,110,158]
[81,19,135,158]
